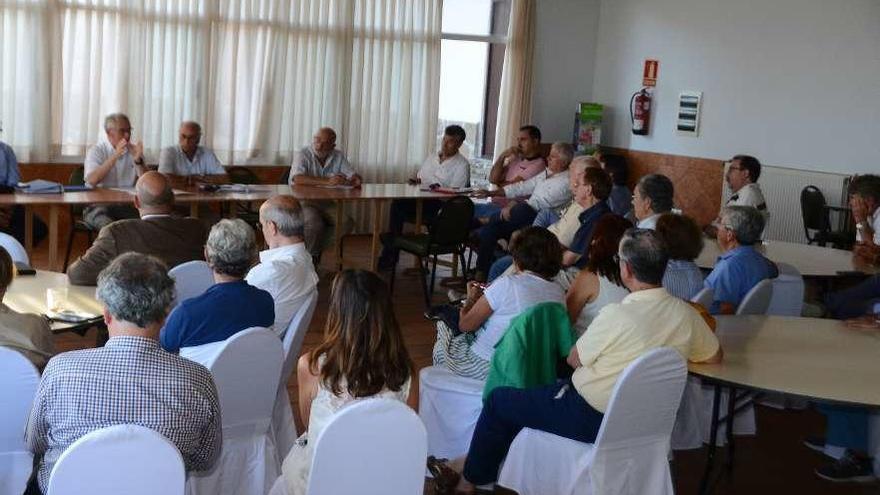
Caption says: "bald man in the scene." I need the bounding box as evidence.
[158,121,227,188]
[288,127,361,258]
[67,172,208,285]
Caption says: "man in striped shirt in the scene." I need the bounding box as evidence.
[26,253,222,493]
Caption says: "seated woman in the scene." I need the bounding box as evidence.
[0,246,54,370]
[566,214,632,337]
[280,269,416,494]
[655,213,705,301]
[433,226,564,380]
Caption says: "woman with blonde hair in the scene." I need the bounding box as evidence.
[280,269,416,493]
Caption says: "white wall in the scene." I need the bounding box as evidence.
[530,0,601,143]
[591,0,880,174]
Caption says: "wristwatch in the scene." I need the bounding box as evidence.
[856,222,865,230]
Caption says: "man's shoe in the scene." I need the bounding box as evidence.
[803,436,826,454]
[815,450,876,483]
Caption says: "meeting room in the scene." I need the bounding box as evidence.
[1,0,879,494]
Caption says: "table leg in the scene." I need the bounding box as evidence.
[48,205,59,271]
[370,200,383,272]
[412,198,423,269]
[190,202,199,219]
[335,200,344,272]
[24,205,34,258]
[726,387,737,473]
[699,384,723,495]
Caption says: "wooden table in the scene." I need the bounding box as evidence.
[696,239,877,277]
[6,270,102,334]
[689,315,880,493]
[0,184,450,271]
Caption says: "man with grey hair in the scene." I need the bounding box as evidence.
[26,253,222,494]
[160,218,274,352]
[445,228,722,492]
[83,113,150,229]
[704,205,778,314]
[246,195,318,336]
[158,121,227,187]
[68,171,207,285]
[632,173,675,229]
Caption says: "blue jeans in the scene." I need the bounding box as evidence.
[488,255,513,282]
[819,404,869,453]
[825,275,880,319]
[473,202,503,220]
[532,208,560,228]
[463,380,604,485]
[475,203,537,276]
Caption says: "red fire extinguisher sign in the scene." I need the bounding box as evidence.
[643,59,659,87]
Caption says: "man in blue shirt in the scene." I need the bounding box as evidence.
[0,140,47,245]
[704,205,778,314]
[161,218,275,352]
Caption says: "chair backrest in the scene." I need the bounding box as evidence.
[208,327,283,433]
[69,166,87,216]
[735,278,774,315]
[690,286,714,310]
[800,185,830,237]
[767,262,805,317]
[168,260,214,307]
[227,166,260,185]
[47,424,185,495]
[0,232,29,265]
[0,347,40,452]
[429,196,474,246]
[280,290,319,385]
[307,398,427,495]
[279,167,291,185]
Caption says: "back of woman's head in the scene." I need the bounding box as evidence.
[655,213,703,261]
[0,247,13,294]
[601,154,629,186]
[510,226,563,280]
[586,214,633,286]
[310,269,412,398]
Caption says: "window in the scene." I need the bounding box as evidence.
[439,0,510,160]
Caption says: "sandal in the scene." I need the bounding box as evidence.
[427,456,461,495]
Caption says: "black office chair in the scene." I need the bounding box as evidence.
[62,166,98,271]
[800,185,853,249]
[389,196,474,308]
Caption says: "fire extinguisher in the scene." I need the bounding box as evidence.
[630,88,652,136]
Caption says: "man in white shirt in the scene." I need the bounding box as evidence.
[246,195,319,336]
[83,113,150,229]
[288,127,361,258]
[632,173,675,230]
[706,155,768,237]
[377,125,469,270]
[158,121,227,188]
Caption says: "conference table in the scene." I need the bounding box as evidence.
[0,184,452,271]
[696,239,878,277]
[6,270,102,334]
[689,315,880,493]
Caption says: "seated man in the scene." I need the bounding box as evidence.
[288,127,362,258]
[850,174,880,248]
[632,173,675,229]
[471,142,573,278]
[0,139,48,245]
[161,219,274,352]
[158,121,227,187]
[67,171,208,285]
[705,155,769,237]
[532,155,601,229]
[377,125,470,269]
[599,153,633,218]
[26,253,221,494]
[0,246,54,370]
[704,205,778,314]
[246,196,318,336]
[476,125,547,219]
[83,113,150,229]
[439,229,722,492]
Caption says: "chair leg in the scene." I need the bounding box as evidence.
[62,227,76,272]
[389,255,398,295]
[458,248,468,279]
[418,256,431,309]
[429,254,439,299]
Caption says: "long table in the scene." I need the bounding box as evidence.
[0,184,451,271]
[6,270,102,334]
[696,239,877,277]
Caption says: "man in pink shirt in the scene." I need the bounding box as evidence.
[488,125,546,187]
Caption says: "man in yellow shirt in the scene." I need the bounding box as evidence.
[444,228,723,492]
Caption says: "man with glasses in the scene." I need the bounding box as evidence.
[83,113,149,229]
[706,155,768,237]
[158,121,227,188]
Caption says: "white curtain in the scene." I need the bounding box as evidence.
[492,0,534,158]
[0,0,441,180]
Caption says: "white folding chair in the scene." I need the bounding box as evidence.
[766,262,804,316]
[47,424,185,495]
[690,287,714,310]
[0,232,29,265]
[418,365,484,459]
[186,327,284,495]
[307,398,427,495]
[735,278,774,315]
[272,290,319,460]
[0,347,40,495]
[498,348,686,495]
[168,260,214,307]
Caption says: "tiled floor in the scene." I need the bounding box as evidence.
[46,235,877,494]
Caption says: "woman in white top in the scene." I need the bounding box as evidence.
[566,214,632,336]
[432,226,565,380]
[281,270,416,494]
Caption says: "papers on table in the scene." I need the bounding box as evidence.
[420,186,474,195]
[316,184,356,190]
[217,184,274,193]
[17,180,63,194]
